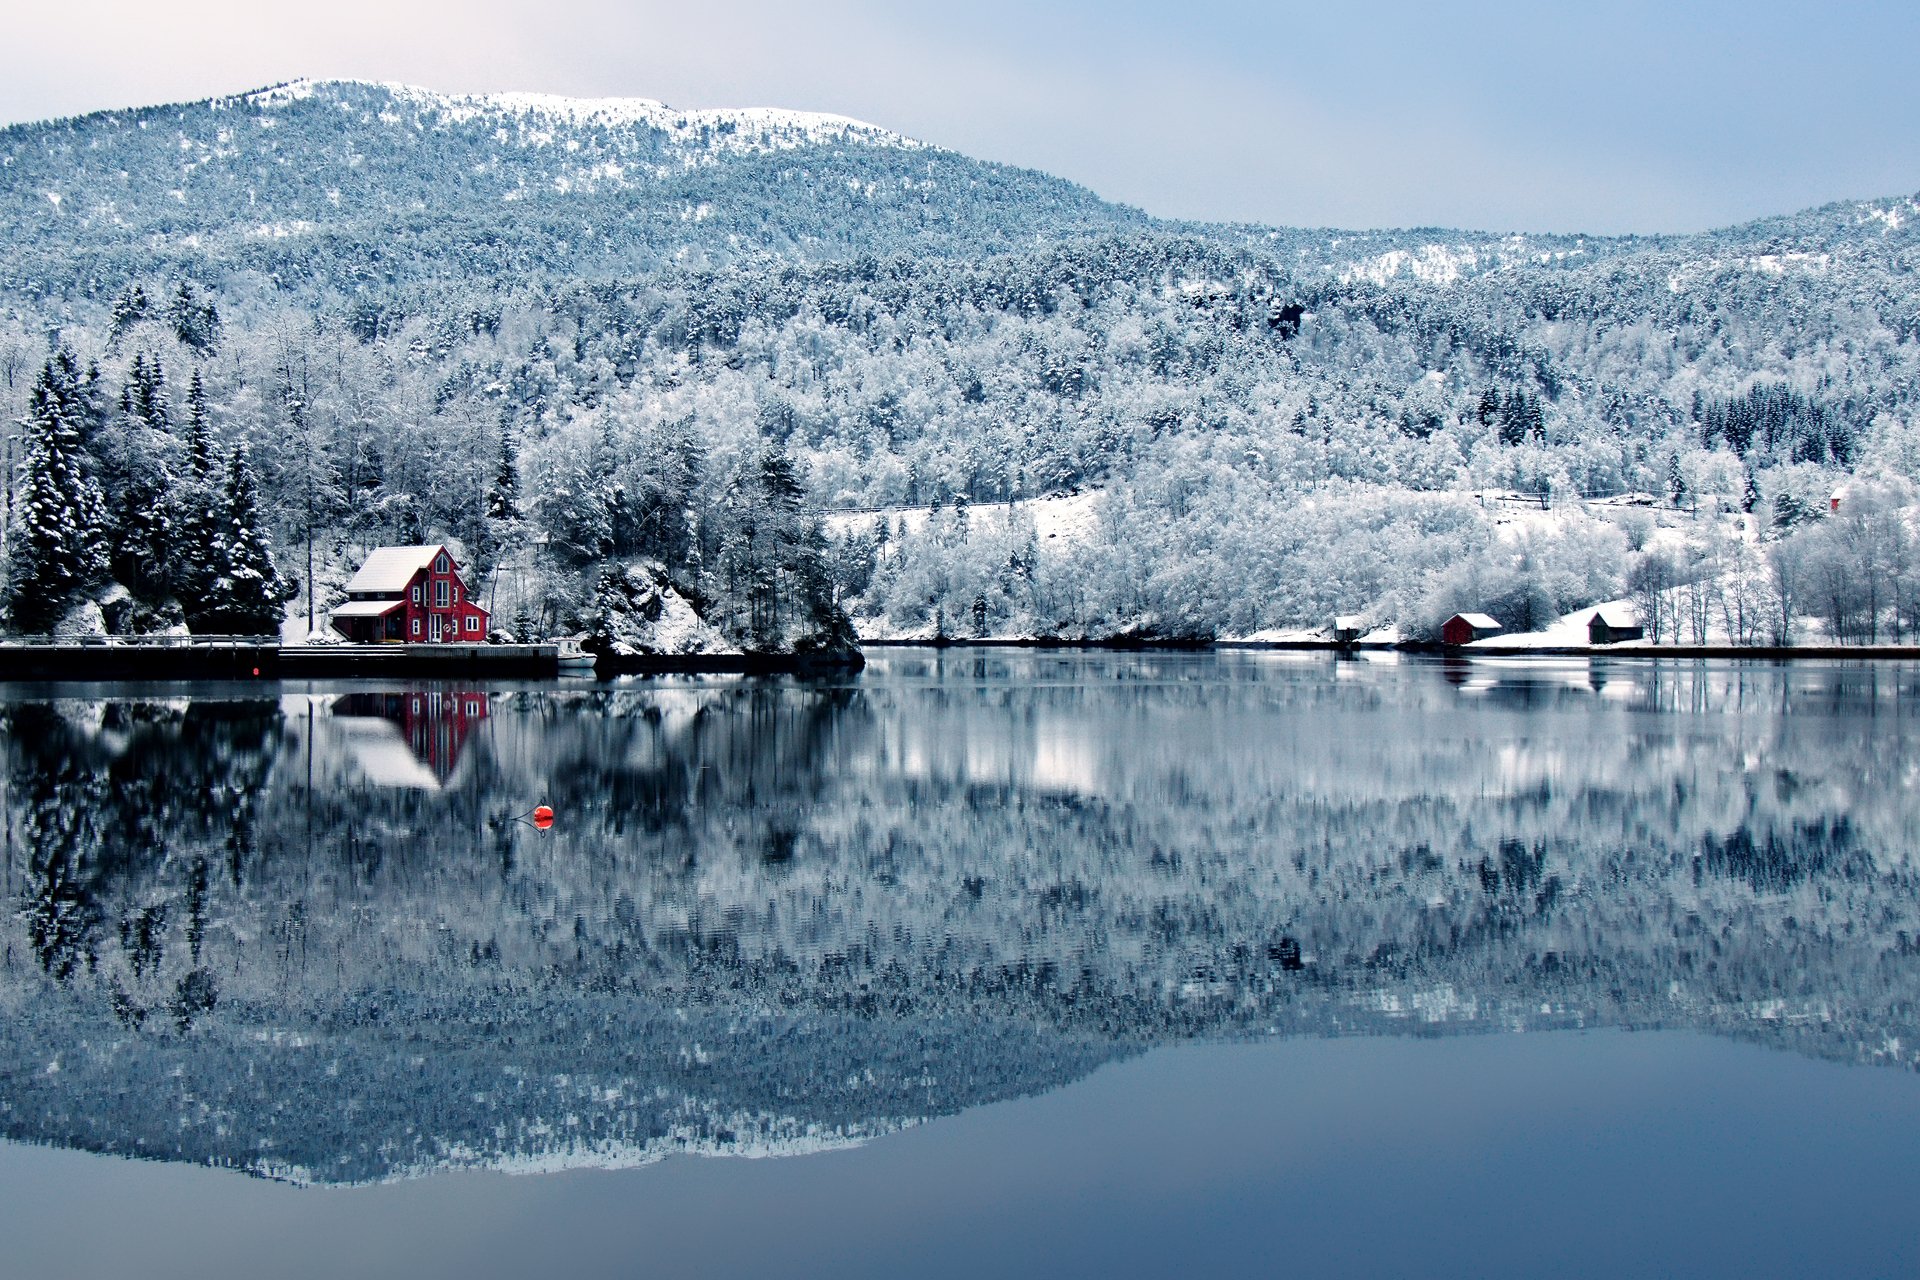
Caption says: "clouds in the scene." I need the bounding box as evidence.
[5,0,1916,234]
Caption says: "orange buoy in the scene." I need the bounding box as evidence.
[531,805,554,830]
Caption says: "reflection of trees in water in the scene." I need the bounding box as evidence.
[3,669,1916,1035]
[2,660,1918,1180]
[3,701,275,1023]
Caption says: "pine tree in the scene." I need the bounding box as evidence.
[1742,466,1762,515]
[168,282,221,354]
[122,351,170,431]
[1476,388,1501,427]
[108,284,150,347]
[6,357,111,630]
[172,371,220,612]
[110,471,177,602]
[184,370,210,463]
[192,446,287,634]
[486,429,519,522]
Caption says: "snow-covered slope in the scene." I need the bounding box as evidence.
[249,78,925,171]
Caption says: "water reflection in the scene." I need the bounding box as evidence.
[1,653,1916,1183]
[327,690,490,789]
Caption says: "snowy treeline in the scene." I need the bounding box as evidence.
[3,81,1919,641]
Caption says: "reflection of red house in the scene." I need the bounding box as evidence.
[331,690,489,787]
[329,545,490,644]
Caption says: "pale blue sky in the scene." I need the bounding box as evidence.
[6,0,1916,234]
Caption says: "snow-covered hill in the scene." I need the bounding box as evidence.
[2,81,1918,643]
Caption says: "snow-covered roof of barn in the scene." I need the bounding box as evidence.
[1453,613,1501,629]
[344,545,444,594]
[330,598,406,618]
[1588,605,1638,628]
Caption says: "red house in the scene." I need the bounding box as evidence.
[329,545,490,644]
[1441,612,1502,646]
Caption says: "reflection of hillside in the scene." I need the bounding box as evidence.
[1,655,1917,1184]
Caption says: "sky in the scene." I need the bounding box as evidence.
[5,0,1918,235]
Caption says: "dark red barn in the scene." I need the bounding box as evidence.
[1441,612,1502,646]
[329,545,490,643]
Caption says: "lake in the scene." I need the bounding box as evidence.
[0,650,1916,1278]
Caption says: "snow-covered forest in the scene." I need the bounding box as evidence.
[4,79,1920,644]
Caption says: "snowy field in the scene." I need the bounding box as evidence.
[823,490,1104,546]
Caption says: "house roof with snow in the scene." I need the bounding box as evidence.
[343,545,449,595]
[1588,605,1639,628]
[1452,613,1501,630]
[330,598,406,618]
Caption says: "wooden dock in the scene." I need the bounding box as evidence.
[0,640,566,681]
[278,643,564,678]
[0,638,280,681]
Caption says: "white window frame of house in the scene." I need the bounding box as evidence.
[465,615,480,633]
[411,618,421,637]
[452,586,460,604]
[436,553,450,573]
[434,580,450,607]
[411,584,421,604]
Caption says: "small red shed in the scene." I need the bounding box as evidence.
[1441,612,1502,646]
[329,545,490,644]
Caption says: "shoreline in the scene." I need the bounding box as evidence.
[3,635,1915,684]
[0,640,869,682]
[863,636,1920,661]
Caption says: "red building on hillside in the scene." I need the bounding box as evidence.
[328,545,490,643]
[1441,612,1503,647]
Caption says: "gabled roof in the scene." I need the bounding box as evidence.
[1588,605,1639,628]
[330,599,406,618]
[1451,613,1501,630]
[344,545,447,594]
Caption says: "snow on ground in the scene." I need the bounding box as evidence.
[1225,626,1323,644]
[248,80,922,162]
[1466,601,1633,649]
[824,490,1105,546]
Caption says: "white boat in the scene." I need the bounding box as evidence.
[555,640,599,676]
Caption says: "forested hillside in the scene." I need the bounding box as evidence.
[3,79,1919,644]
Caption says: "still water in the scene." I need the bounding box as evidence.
[0,650,1916,1277]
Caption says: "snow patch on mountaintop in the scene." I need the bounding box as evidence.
[246,80,924,159]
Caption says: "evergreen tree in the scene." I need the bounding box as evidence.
[107,283,151,348]
[168,282,222,355]
[184,370,210,463]
[192,447,288,635]
[172,372,220,612]
[121,351,170,431]
[1475,388,1501,428]
[486,429,519,522]
[6,356,111,631]
[110,471,177,602]
[1742,466,1762,515]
